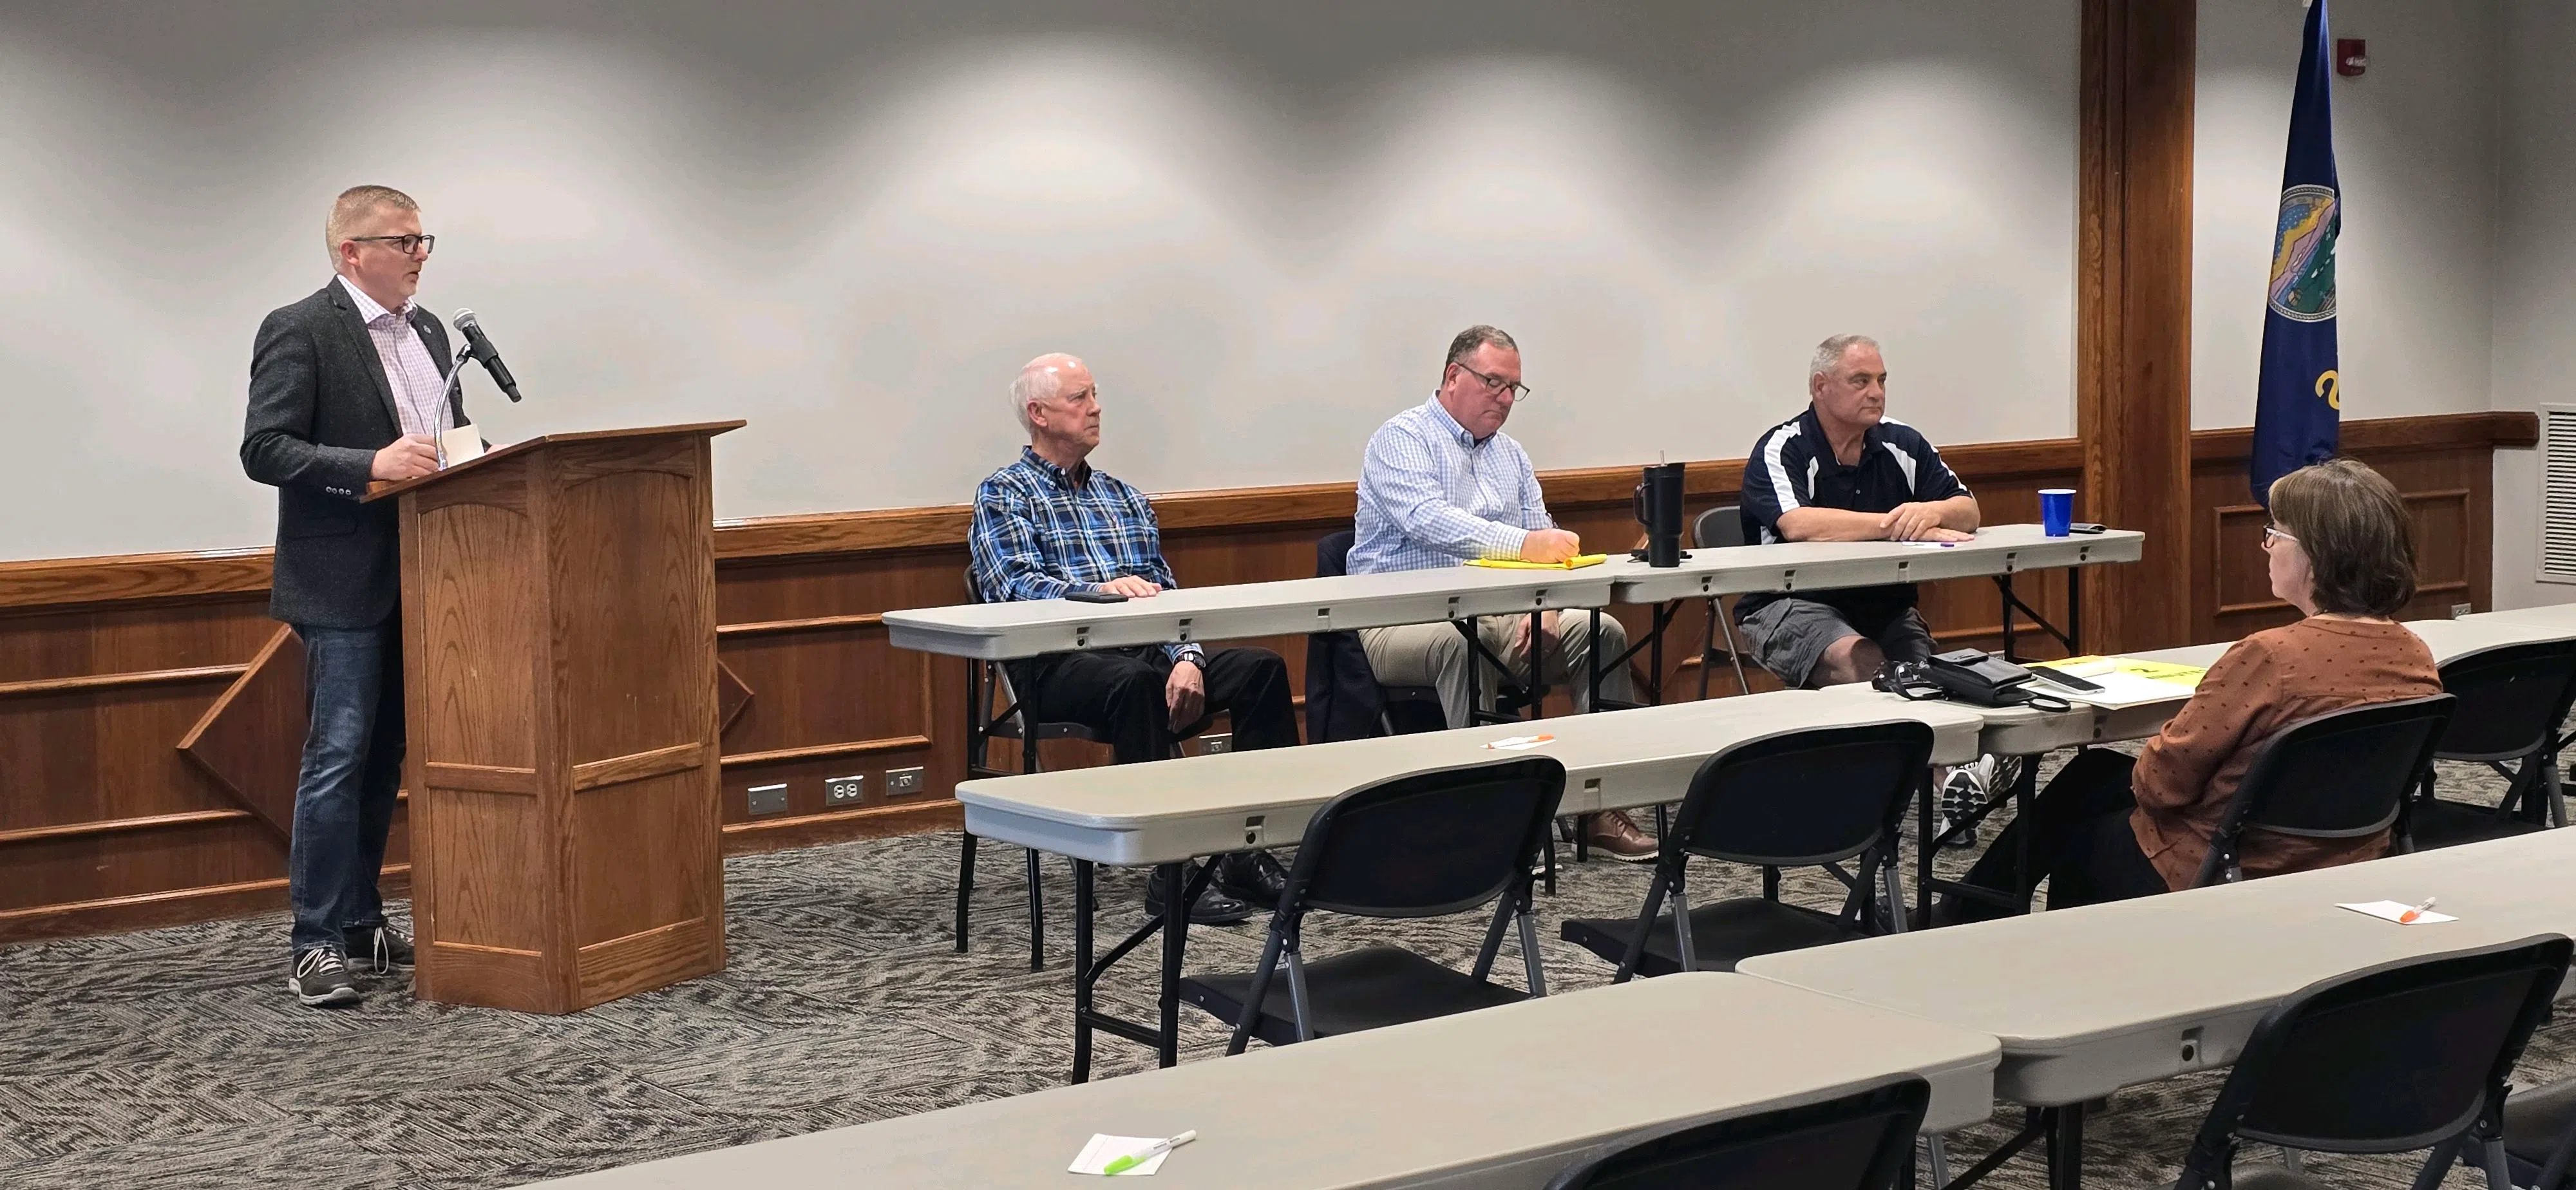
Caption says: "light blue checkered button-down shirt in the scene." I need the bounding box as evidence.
[1350,395,1554,574]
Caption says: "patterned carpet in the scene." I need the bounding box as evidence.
[0,753,2564,1189]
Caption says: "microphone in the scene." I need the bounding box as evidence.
[451,308,524,402]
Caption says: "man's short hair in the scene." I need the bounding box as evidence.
[1010,353,1079,433]
[1810,334,1882,379]
[325,185,419,265]
[2266,458,2419,617]
[1444,325,1518,372]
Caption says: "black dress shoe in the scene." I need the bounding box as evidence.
[1214,850,1288,911]
[1144,864,1256,925]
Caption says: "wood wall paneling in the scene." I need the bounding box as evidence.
[2077,0,2197,654]
[0,415,2531,944]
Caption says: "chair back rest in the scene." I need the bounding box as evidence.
[1544,1075,1929,1190]
[2181,935,2572,1178]
[1668,721,1935,868]
[2435,639,2576,761]
[1317,529,1356,579]
[1285,756,1565,919]
[2218,694,2455,851]
[1693,504,1747,550]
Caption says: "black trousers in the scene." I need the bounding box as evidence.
[1951,749,2170,921]
[1009,646,1299,764]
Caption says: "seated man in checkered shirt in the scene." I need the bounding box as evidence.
[969,353,1298,923]
[1347,325,1655,862]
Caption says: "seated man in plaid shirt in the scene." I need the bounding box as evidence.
[969,353,1298,923]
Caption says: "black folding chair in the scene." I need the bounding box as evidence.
[1560,721,1931,978]
[2498,1075,2576,1190]
[1310,528,1530,735]
[955,573,1203,970]
[2192,694,2457,887]
[2408,639,2576,849]
[2170,934,2572,1190]
[1692,505,1756,699]
[1179,755,1564,1053]
[1544,1075,1930,1190]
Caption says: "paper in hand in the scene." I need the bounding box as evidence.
[439,424,486,469]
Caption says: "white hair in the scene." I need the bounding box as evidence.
[1009,354,1081,433]
[1810,334,1881,379]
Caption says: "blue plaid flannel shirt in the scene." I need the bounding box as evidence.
[968,447,1202,666]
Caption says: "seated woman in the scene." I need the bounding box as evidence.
[1948,458,2441,919]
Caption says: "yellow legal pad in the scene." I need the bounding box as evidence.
[1466,554,1610,571]
[2033,655,2212,687]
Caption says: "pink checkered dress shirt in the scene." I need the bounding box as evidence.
[337,275,453,439]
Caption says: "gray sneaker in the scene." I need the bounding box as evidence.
[289,947,363,1007]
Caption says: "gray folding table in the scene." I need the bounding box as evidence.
[957,688,1987,1079]
[524,972,2002,1190]
[1743,776,2576,1189]
[1590,524,2145,704]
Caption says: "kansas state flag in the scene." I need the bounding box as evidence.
[2251,0,2342,505]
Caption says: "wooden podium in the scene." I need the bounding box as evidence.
[366,421,743,1012]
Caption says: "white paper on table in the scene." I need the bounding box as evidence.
[2043,670,2199,710]
[1484,734,1555,751]
[438,424,486,468]
[1069,1135,1174,1176]
[2337,900,2458,925]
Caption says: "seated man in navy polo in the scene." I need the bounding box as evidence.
[1737,334,1980,690]
[969,353,1298,923]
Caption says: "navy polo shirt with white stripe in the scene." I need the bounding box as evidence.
[1736,406,1969,631]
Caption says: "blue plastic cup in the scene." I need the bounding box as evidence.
[2040,489,2075,537]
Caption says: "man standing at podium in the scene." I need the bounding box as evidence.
[971,354,1300,924]
[241,185,462,1006]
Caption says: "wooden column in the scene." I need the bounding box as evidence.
[2078,0,2197,652]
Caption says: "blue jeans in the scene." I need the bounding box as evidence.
[287,621,405,955]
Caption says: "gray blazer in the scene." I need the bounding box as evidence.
[241,280,466,629]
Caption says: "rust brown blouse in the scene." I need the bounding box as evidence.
[2128,617,2442,890]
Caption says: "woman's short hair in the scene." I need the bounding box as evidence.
[2266,458,2417,617]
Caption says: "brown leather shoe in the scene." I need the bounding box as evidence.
[1582,811,1659,862]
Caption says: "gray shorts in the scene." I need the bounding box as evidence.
[1737,599,1937,688]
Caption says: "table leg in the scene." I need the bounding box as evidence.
[1526,609,1547,717]
[1915,768,1937,929]
[2013,757,2038,914]
[1072,859,1095,1084]
[2047,1103,2085,1190]
[1587,609,1602,713]
[2000,574,2018,663]
[1159,860,1212,1068]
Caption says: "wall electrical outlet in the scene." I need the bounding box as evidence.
[886,767,925,795]
[2452,603,2474,619]
[1200,733,1232,755]
[824,775,866,806]
[746,782,789,816]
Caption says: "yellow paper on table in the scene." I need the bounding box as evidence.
[1467,553,1609,571]
[2038,655,2211,688]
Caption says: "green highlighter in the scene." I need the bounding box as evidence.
[1102,1130,1197,1175]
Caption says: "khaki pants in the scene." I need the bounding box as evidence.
[1359,612,1633,730]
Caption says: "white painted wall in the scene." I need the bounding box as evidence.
[2192,0,2503,432]
[2489,0,2576,609]
[0,1,2080,562]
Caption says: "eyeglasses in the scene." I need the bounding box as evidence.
[2262,524,2299,548]
[1452,362,1533,403]
[349,234,436,255]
